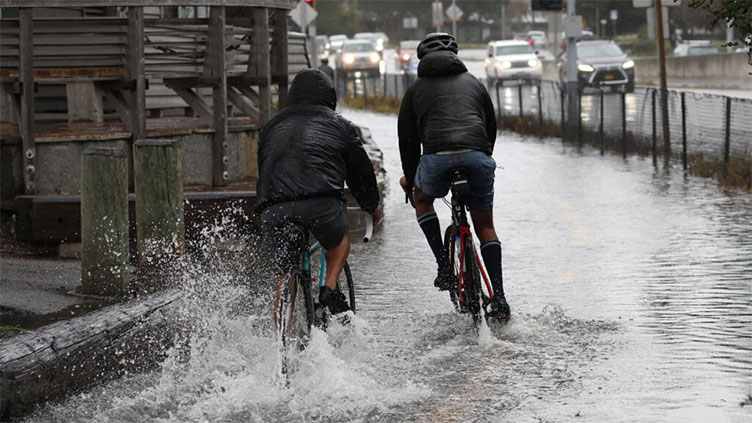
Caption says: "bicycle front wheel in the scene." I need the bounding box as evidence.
[462,236,483,324]
[278,268,314,375]
[336,261,356,313]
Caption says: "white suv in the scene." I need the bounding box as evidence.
[484,40,543,87]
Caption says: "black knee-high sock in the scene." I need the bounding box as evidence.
[417,212,449,271]
[481,241,505,299]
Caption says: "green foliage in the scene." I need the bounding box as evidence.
[688,0,752,47]
[315,0,364,37]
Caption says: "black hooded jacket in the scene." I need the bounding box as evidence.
[255,69,380,213]
[398,50,497,185]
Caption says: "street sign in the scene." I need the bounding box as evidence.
[403,17,418,29]
[647,7,669,39]
[446,4,463,22]
[610,10,618,20]
[290,0,317,29]
[432,1,444,28]
[633,0,681,7]
[565,15,582,38]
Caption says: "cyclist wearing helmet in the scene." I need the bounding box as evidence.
[257,68,382,316]
[398,33,510,321]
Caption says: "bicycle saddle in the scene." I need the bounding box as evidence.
[449,168,470,203]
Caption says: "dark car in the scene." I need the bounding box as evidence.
[557,39,635,93]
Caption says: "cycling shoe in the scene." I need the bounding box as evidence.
[319,286,350,315]
[433,268,456,291]
[486,297,511,324]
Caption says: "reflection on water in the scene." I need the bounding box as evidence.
[25,109,752,422]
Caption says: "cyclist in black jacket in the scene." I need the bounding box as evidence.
[398,33,510,321]
[257,68,382,315]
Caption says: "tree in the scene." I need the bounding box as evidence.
[688,0,752,50]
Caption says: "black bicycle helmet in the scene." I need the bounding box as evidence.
[417,32,458,59]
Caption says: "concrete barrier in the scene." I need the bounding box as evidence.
[634,52,752,89]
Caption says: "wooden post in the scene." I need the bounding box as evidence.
[621,92,627,157]
[19,8,35,194]
[518,84,523,119]
[724,97,731,171]
[80,147,129,297]
[599,89,604,154]
[251,8,271,123]
[537,83,543,136]
[126,6,146,142]
[495,82,501,122]
[272,9,289,109]
[208,6,228,187]
[133,139,184,288]
[652,89,657,165]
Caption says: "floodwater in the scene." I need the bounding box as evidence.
[25,109,752,422]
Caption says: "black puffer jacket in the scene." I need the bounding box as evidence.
[398,50,497,185]
[256,69,380,213]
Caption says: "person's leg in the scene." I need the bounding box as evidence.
[469,208,504,299]
[414,187,450,272]
[323,231,350,290]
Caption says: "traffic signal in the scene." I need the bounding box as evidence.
[531,0,563,11]
[304,0,315,9]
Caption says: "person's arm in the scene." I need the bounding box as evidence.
[481,82,497,152]
[398,88,421,185]
[343,125,381,214]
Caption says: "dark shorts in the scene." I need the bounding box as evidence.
[261,197,348,274]
[414,150,496,211]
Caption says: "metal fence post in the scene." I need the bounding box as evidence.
[495,81,501,122]
[577,93,582,145]
[518,84,523,119]
[599,89,604,154]
[681,92,687,170]
[537,83,543,135]
[652,89,657,165]
[724,96,731,171]
[621,92,627,157]
[383,72,387,96]
[560,85,566,140]
[363,74,369,106]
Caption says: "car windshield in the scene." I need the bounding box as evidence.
[495,45,534,55]
[343,42,375,52]
[688,45,718,55]
[400,41,420,51]
[577,43,624,59]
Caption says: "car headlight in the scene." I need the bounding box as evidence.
[527,59,539,67]
[499,61,512,69]
[344,55,355,64]
[370,53,380,63]
[577,63,595,72]
[622,60,635,69]
[403,53,410,61]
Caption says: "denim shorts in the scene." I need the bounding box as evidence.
[415,150,496,211]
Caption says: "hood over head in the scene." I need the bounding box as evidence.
[417,50,467,78]
[287,68,337,110]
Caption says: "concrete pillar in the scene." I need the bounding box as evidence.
[80,147,130,297]
[66,82,104,123]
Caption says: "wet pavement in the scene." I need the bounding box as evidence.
[22,109,752,422]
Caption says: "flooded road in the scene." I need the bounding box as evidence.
[26,109,752,422]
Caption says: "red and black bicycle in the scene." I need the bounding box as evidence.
[441,168,495,324]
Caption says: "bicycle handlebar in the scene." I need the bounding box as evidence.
[347,207,375,243]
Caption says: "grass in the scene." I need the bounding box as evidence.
[339,98,752,191]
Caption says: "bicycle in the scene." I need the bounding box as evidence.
[276,210,374,380]
[441,168,496,325]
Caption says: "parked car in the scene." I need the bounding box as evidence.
[673,41,719,56]
[484,40,543,87]
[329,34,348,52]
[395,39,420,69]
[527,30,548,49]
[557,39,635,93]
[336,39,381,77]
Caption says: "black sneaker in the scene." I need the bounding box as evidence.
[319,286,350,315]
[487,297,511,323]
[433,268,456,291]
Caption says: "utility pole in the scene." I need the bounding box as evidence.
[501,1,506,39]
[452,0,457,37]
[655,0,671,159]
[565,0,579,140]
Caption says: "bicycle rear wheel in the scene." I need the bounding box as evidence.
[462,236,483,324]
[444,226,461,312]
[278,268,314,377]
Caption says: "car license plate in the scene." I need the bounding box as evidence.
[605,74,614,80]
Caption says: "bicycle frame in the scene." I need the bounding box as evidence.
[301,241,328,288]
[448,181,495,305]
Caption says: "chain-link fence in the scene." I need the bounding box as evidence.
[337,72,751,167]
